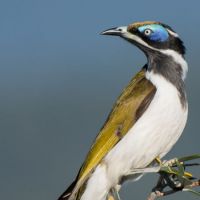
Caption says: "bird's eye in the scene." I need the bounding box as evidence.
[144,29,152,36]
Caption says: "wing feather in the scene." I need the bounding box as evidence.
[67,67,156,200]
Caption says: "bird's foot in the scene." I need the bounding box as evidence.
[155,157,179,174]
[155,157,178,167]
[159,158,192,178]
[162,158,179,167]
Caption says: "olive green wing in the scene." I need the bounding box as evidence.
[68,67,156,200]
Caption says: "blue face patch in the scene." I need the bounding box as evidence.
[138,24,169,42]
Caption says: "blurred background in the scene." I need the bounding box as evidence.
[0,0,199,199]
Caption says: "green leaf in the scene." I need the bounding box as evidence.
[179,154,200,162]
[183,188,200,196]
[160,166,178,175]
[176,160,185,176]
[181,176,193,186]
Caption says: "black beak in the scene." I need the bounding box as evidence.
[100,26,127,36]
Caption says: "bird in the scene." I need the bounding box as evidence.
[57,21,188,200]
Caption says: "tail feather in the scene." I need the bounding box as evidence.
[57,167,90,200]
[57,179,77,200]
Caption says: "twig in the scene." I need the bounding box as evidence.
[107,154,200,200]
[146,155,200,200]
[147,180,200,200]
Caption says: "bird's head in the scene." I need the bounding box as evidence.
[101,21,185,56]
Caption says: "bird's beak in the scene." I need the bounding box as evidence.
[100,26,127,36]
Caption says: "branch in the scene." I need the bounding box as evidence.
[107,154,200,200]
[147,154,200,200]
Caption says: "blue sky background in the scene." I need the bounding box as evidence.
[0,0,200,199]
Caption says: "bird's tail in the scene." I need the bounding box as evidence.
[57,179,77,200]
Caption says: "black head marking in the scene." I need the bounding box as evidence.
[148,52,187,107]
[127,22,186,55]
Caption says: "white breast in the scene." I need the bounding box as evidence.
[104,71,188,186]
[81,72,188,200]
